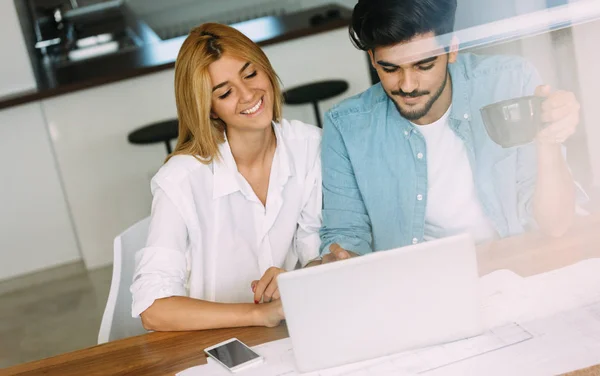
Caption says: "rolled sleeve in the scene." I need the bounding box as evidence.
[130,188,189,317]
[320,111,373,256]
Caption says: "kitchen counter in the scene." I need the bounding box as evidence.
[1,3,352,110]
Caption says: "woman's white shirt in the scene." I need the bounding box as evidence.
[131,119,322,317]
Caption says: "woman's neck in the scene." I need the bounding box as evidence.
[226,125,276,169]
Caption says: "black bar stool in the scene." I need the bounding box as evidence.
[283,80,349,128]
[128,119,179,154]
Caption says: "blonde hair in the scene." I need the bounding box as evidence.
[168,23,283,164]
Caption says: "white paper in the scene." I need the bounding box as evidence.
[177,323,532,376]
[178,258,600,376]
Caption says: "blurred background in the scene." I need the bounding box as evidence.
[1,0,599,369]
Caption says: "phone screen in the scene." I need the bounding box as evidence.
[207,340,260,368]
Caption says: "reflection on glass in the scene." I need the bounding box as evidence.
[232,17,285,45]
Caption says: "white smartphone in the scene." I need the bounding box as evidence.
[204,338,264,373]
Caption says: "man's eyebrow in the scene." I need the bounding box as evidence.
[376,56,438,68]
[413,56,437,65]
[376,60,399,68]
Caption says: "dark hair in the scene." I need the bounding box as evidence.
[350,0,457,51]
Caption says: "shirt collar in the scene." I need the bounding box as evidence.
[212,121,294,200]
[448,57,472,122]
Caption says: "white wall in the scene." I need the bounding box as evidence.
[0,103,80,281]
[0,0,36,97]
[571,19,600,187]
[265,28,371,125]
[41,71,176,269]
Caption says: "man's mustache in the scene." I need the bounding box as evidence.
[391,89,430,98]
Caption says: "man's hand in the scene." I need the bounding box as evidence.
[251,267,285,303]
[321,243,359,264]
[535,85,580,145]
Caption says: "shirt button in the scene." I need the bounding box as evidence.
[412,238,419,245]
[464,113,469,119]
[417,152,423,159]
[404,130,409,136]
[417,194,423,201]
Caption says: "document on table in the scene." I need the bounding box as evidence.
[177,323,533,376]
[177,258,600,376]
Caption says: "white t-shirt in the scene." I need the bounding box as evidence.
[414,107,497,244]
[131,120,322,317]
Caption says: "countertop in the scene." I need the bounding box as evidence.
[0,3,352,110]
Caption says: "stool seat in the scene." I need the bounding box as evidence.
[128,119,178,154]
[284,80,349,105]
[283,80,349,128]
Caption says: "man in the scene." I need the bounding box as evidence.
[319,0,582,263]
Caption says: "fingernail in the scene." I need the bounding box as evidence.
[254,300,259,304]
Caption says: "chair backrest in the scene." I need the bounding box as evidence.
[98,217,151,344]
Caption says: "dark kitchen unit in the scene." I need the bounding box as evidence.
[19,0,160,88]
[8,0,352,110]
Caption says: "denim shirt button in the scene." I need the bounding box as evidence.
[417,194,423,201]
[417,152,423,159]
[412,238,419,245]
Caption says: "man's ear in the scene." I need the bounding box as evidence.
[368,49,377,70]
[447,36,460,64]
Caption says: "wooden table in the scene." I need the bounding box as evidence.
[4,215,600,376]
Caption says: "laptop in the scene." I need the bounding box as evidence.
[277,233,483,373]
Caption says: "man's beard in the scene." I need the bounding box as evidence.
[389,67,449,122]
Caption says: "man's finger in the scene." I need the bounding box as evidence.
[538,112,579,144]
[329,243,350,260]
[321,253,337,264]
[535,84,552,98]
[541,103,575,123]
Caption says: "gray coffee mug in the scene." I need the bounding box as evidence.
[480,95,546,148]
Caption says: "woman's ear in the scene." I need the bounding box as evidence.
[210,111,219,120]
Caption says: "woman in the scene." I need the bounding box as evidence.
[131,23,322,331]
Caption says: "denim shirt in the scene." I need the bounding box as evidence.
[320,53,546,255]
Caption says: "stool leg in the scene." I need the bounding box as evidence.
[312,101,322,128]
[165,140,173,154]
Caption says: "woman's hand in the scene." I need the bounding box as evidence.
[251,267,286,303]
[255,299,285,327]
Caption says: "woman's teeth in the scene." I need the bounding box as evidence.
[242,98,262,115]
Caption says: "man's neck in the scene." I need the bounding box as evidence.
[413,73,453,126]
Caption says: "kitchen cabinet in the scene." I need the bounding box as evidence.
[0,0,36,97]
[0,102,80,281]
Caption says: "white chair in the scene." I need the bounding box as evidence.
[98,217,151,344]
